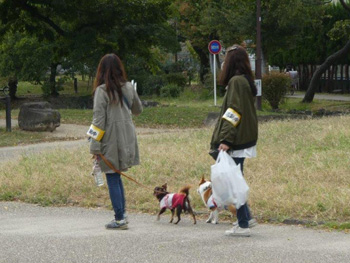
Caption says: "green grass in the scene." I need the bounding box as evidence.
[278,97,350,112]
[1,116,350,229]
[16,76,92,97]
[0,92,349,148]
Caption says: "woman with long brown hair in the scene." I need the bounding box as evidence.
[88,53,143,230]
[210,45,258,236]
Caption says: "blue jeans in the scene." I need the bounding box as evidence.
[106,172,125,221]
[233,158,252,228]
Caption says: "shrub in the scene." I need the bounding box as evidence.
[165,72,187,89]
[144,75,166,96]
[160,84,182,98]
[162,61,186,73]
[262,72,291,109]
[0,76,8,87]
[130,74,166,96]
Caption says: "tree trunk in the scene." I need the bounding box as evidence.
[8,75,18,100]
[49,63,59,97]
[297,65,303,90]
[321,71,326,92]
[193,46,209,83]
[303,39,350,102]
[334,65,339,92]
[325,67,331,92]
[340,64,344,92]
[345,64,350,93]
[328,65,335,93]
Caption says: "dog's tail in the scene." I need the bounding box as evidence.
[179,185,191,196]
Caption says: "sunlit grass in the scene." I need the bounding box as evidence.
[1,116,350,228]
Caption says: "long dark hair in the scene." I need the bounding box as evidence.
[93,53,127,105]
[219,45,257,96]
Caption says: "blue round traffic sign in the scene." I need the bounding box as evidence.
[208,40,222,54]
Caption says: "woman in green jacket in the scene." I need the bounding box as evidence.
[210,45,258,237]
[88,54,143,230]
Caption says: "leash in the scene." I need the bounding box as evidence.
[97,154,176,195]
[98,154,150,189]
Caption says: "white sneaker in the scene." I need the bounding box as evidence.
[232,218,257,228]
[225,226,251,237]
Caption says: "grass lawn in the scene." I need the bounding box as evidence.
[1,116,349,230]
[16,76,92,97]
[0,94,349,147]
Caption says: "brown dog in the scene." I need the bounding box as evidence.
[197,176,236,224]
[153,183,196,224]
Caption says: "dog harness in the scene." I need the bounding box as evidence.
[160,193,186,209]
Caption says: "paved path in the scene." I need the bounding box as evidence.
[0,120,189,163]
[286,93,350,101]
[1,202,349,263]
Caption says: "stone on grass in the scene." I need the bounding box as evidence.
[18,102,61,132]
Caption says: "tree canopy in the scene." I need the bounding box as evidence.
[0,0,178,96]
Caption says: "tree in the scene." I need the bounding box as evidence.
[303,0,350,102]
[0,32,53,98]
[174,0,256,82]
[0,0,178,96]
[262,0,326,70]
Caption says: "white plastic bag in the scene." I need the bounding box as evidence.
[211,150,249,209]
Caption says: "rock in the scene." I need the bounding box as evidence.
[204,112,220,126]
[18,102,61,132]
[141,100,159,107]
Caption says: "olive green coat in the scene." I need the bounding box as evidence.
[89,82,143,173]
[210,75,258,151]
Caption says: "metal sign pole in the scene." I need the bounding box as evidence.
[208,40,221,107]
[213,54,217,106]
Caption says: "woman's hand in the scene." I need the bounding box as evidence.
[218,143,230,152]
[92,154,100,161]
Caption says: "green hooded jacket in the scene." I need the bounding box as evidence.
[210,75,258,152]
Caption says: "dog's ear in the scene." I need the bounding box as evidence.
[162,183,167,190]
[199,175,206,185]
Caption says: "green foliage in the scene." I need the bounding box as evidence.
[143,75,167,96]
[160,84,182,98]
[262,72,291,109]
[0,0,179,96]
[0,32,52,82]
[162,61,186,73]
[268,2,350,67]
[164,72,187,88]
[328,19,350,40]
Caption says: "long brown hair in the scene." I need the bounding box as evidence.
[219,45,257,96]
[93,54,127,105]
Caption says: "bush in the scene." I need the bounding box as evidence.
[262,72,291,109]
[160,84,182,98]
[0,76,8,87]
[165,72,187,89]
[162,61,186,73]
[130,74,166,96]
[144,75,166,96]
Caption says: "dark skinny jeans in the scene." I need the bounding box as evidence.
[106,172,125,221]
[233,157,252,229]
